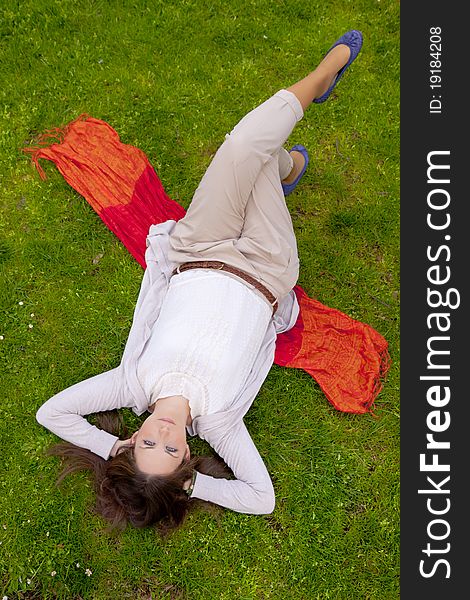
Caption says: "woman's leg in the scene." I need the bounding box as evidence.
[169,89,303,251]
[277,146,294,182]
[286,44,351,112]
[281,43,351,184]
[168,44,352,299]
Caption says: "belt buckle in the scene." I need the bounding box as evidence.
[205,261,225,270]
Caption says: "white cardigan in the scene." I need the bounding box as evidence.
[36,220,299,515]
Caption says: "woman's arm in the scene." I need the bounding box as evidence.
[190,421,275,515]
[36,367,134,460]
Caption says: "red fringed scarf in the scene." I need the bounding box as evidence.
[24,115,390,414]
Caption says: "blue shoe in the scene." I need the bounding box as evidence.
[313,30,363,104]
[281,144,309,196]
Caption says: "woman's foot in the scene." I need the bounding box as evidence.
[282,150,306,185]
[286,30,363,110]
[313,44,351,100]
[281,144,309,196]
[313,30,363,103]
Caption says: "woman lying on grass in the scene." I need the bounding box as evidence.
[36,30,363,534]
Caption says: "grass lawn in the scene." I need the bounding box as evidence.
[0,1,399,598]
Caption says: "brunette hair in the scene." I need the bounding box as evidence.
[46,410,231,535]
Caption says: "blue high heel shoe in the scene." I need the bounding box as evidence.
[281,144,309,196]
[313,30,363,104]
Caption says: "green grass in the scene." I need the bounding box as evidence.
[0,0,399,598]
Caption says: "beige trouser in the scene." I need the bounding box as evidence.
[168,89,304,302]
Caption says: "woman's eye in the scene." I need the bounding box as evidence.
[166,446,177,453]
[143,440,155,446]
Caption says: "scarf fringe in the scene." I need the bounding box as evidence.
[365,346,392,417]
[23,114,91,180]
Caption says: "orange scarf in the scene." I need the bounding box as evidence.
[24,115,390,414]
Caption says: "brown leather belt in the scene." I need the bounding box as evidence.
[171,261,278,314]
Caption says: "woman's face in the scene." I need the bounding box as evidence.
[131,411,190,475]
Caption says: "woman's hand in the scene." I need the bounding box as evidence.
[109,438,133,458]
[182,478,193,491]
[183,471,197,497]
